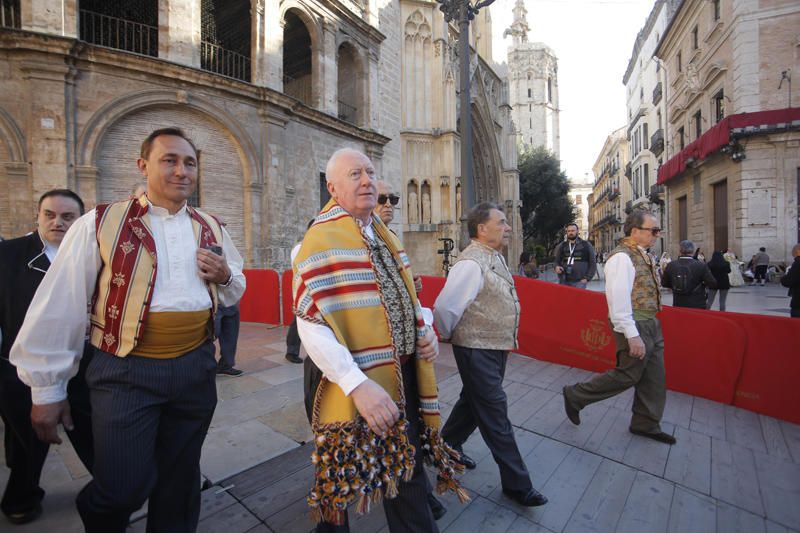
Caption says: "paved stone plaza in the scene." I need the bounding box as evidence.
[1,319,798,532]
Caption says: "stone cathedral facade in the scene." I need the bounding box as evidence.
[503,0,559,156]
[0,0,519,274]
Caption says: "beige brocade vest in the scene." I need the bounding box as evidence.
[450,241,520,350]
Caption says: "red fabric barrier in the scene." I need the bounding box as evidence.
[656,307,745,404]
[420,275,746,406]
[723,313,800,424]
[239,269,281,325]
[282,269,293,326]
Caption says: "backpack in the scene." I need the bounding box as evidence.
[671,262,696,295]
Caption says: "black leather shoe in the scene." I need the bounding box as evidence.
[5,503,42,525]
[427,494,446,520]
[629,428,677,445]
[453,450,477,470]
[216,365,244,377]
[502,487,548,507]
[563,386,581,425]
[285,353,303,364]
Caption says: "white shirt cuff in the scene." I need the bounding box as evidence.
[622,324,640,339]
[30,382,68,405]
[338,366,368,396]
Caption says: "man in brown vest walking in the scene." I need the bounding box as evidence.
[11,128,246,532]
[435,202,548,507]
[563,210,676,445]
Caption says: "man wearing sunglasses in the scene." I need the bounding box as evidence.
[0,189,94,525]
[563,210,677,445]
[374,181,400,226]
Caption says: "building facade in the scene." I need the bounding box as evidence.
[0,0,519,274]
[588,127,631,256]
[397,2,521,275]
[568,174,592,241]
[622,0,680,255]
[655,0,800,264]
[503,0,559,156]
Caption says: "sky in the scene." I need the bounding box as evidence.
[489,0,657,182]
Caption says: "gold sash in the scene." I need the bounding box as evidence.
[130,310,211,358]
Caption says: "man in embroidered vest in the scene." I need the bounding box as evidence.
[562,210,676,445]
[294,148,465,532]
[435,202,548,508]
[0,189,94,525]
[11,128,246,532]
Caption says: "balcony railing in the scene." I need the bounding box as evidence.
[338,100,357,125]
[652,81,663,105]
[625,200,633,214]
[625,162,632,179]
[283,74,312,106]
[201,41,251,83]
[79,10,157,57]
[650,128,665,157]
[1,0,20,28]
[608,188,621,201]
[649,184,665,205]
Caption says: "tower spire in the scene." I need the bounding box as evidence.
[503,0,529,45]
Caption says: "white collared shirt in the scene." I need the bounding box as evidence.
[11,202,246,404]
[433,240,510,339]
[604,250,640,339]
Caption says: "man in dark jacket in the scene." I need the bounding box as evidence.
[0,189,93,525]
[781,244,800,318]
[662,240,717,309]
[554,223,597,288]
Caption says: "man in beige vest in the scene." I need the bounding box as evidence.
[435,202,548,507]
[563,210,676,445]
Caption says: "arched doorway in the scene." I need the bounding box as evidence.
[94,105,247,251]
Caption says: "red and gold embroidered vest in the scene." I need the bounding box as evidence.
[89,196,224,356]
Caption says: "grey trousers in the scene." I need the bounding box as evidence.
[441,346,532,493]
[566,318,666,434]
[707,289,728,311]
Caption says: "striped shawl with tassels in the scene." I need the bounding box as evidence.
[292,200,467,525]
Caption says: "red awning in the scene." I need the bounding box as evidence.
[657,107,800,185]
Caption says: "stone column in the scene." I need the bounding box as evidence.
[259,107,290,269]
[20,61,72,198]
[158,0,201,68]
[319,20,338,115]
[253,0,282,90]
[366,48,380,129]
[75,165,99,210]
[6,163,33,237]
[21,0,77,37]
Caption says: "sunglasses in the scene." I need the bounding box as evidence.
[636,226,662,235]
[378,194,400,206]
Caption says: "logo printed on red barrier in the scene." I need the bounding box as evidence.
[581,319,612,352]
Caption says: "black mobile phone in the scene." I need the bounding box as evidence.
[205,244,223,256]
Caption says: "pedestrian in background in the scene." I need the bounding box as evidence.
[780,244,800,318]
[753,247,770,286]
[706,251,731,311]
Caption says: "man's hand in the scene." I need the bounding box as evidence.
[627,336,646,359]
[555,266,564,274]
[580,278,588,284]
[196,248,231,284]
[416,328,438,362]
[350,379,400,435]
[31,400,72,444]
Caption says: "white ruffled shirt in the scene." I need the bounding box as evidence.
[11,202,246,405]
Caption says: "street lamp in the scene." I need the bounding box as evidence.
[435,0,496,248]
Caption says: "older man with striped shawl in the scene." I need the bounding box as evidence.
[294,149,465,532]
